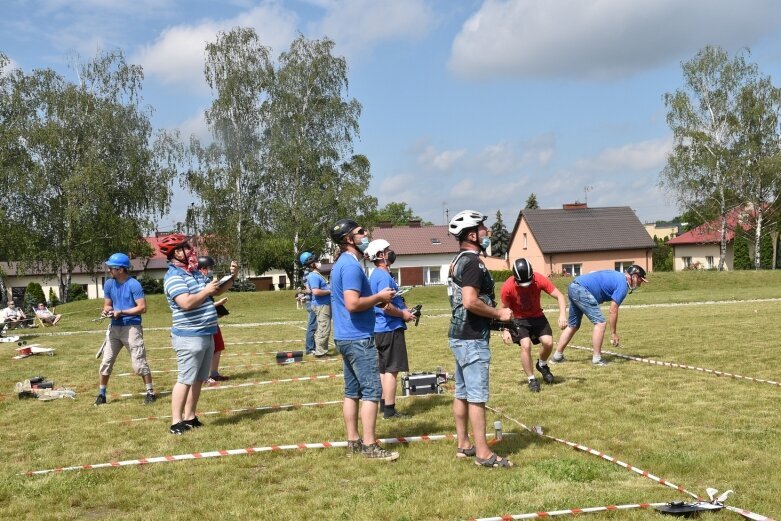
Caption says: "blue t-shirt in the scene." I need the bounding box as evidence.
[163,264,218,337]
[330,253,375,340]
[575,270,629,305]
[369,268,406,333]
[103,277,144,326]
[306,271,331,306]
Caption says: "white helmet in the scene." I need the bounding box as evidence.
[448,210,487,238]
[364,239,391,261]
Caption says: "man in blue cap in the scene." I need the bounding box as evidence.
[95,252,156,406]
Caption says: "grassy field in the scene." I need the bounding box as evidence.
[1,270,780,520]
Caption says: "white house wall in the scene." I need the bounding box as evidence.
[672,244,733,271]
[364,253,456,285]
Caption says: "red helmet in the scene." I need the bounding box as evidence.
[158,233,189,257]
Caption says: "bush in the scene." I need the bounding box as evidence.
[138,275,164,294]
[229,279,257,292]
[23,282,46,314]
[68,284,88,302]
[48,288,60,308]
[490,270,513,284]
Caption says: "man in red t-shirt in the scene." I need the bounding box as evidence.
[499,258,567,392]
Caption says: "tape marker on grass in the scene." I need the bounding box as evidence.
[23,432,503,476]
[570,344,781,388]
[467,502,668,520]
[105,374,343,400]
[147,339,301,351]
[116,357,339,377]
[147,350,331,361]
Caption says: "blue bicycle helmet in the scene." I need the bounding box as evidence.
[106,253,131,269]
[299,252,315,266]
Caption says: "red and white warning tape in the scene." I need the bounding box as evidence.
[23,432,501,476]
[570,344,781,388]
[486,406,775,521]
[147,339,300,351]
[147,350,320,361]
[467,501,667,520]
[104,374,343,400]
[116,357,338,377]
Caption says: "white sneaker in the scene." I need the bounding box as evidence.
[592,358,607,366]
[550,355,565,363]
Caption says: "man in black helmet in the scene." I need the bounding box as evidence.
[499,258,567,392]
[329,218,399,461]
[552,264,648,366]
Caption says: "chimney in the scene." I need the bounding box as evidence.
[563,202,587,210]
[378,221,393,229]
[408,219,422,228]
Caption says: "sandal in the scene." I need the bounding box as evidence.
[474,453,513,468]
[456,446,476,458]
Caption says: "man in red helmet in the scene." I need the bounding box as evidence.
[160,234,238,435]
[499,258,567,393]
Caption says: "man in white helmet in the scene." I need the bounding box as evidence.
[365,239,417,420]
[447,210,513,468]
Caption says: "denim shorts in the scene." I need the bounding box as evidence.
[449,338,491,403]
[172,334,214,385]
[335,337,382,401]
[567,281,606,328]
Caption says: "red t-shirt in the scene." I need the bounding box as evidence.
[500,272,557,319]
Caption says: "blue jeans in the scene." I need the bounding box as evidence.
[567,281,606,328]
[449,338,490,403]
[305,301,317,353]
[335,337,382,401]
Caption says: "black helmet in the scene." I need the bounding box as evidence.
[626,264,648,281]
[330,219,360,244]
[512,258,534,287]
[197,255,215,269]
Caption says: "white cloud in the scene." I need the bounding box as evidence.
[416,144,466,171]
[449,0,781,80]
[134,2,299,90]
[308,0,434,60]
[175,109,212,143]
[1,56,20,76]
[575,136,672,172]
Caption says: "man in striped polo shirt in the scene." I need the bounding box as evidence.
[160,234,237,435]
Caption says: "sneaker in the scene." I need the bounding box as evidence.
[93,394,107,406]
[206,378,219,386]
[183,416,203,429]
[210,373,230,381]
[592,358,607,366]
[527,378,541,393]
[360,443,399,461]
[144,392,156,405]
[346,439,363,457]
[550,354,565,363]
[383,410,409,420]
[169,421,188,435]
[536,361,555,384]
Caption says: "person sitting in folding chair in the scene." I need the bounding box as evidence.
[1,301,32,329]
[34,303,62,326]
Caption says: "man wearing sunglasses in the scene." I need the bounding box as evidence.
[329,219,398,461]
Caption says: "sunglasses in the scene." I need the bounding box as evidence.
[352,228,367,236]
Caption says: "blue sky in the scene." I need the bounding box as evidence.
[4,0,781,229]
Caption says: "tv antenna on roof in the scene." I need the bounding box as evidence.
[584,186,594,205]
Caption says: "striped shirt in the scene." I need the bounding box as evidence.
[163,264,217,337]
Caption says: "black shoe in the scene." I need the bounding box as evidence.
[94,394,107,406]
[144,392,156,405]
[383,410,409,420]
[527,378,541,393]
[183,416,203,429]
[536,361,555,384]
[169,421,188,435]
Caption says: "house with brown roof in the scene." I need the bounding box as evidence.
[502,203,654,276]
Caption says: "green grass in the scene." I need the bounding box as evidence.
[1,271,780,520]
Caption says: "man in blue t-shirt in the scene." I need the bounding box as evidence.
[302,252,332,357]
[552,264,648,366]
[329,218,398,461]
[95,253,155,406]
[365,239,416,420]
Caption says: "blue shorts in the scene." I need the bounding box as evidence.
[567,281,606,328]
[335,337,382,401]
[449,338,490,403]
[172,335,214,385]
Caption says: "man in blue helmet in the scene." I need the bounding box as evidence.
[299,252,320,355]
[95,252,156,406]
[301,252,332,357]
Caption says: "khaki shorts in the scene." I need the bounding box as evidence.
[99,324,151,376]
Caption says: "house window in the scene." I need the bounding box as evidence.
[614,261,633,272]
[431,238,441,245]
[562,263,581,277]
[706,256,714,269]
[390,268,400,283]
[682,256,692,269]
[523,233,528,249]
[428,268,441,285]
